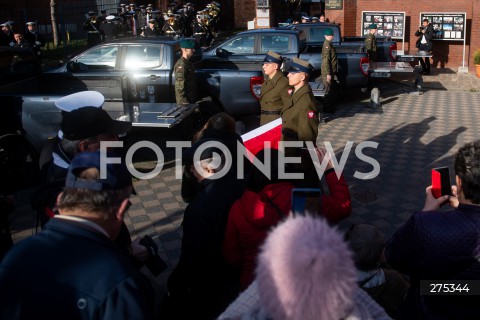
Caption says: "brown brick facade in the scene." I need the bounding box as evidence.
[234,0,478,71]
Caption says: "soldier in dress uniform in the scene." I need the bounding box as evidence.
[0,22,14,46]
[24,22,44,61]
[174,39,197,104]
[192,12,208,46]
[365,23,377,62]
[321,28,338,113]
[163,11,180,36]
[100,16,120,41]
[282,57,319,144]
[259,51,290,126]
[138,5,148,32]
[283,57,320,187]
[83,11,102,48]
[143,19,160,37]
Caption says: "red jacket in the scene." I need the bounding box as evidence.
[223,170,351,291]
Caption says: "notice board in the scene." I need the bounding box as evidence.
[325,0,343,10]
[420,12,466,41]
[362,11,406,39]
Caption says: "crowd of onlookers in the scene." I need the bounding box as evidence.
[0,20,44,60]
[0,89,479,320]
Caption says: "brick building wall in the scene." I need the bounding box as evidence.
[324,0,476,71]
[233,0,477,71]
[234,0,256,29]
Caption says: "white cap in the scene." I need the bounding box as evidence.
[55,91,104,139]
[106,15,116,20]
[55,91,104,112]
[26,21,36,26]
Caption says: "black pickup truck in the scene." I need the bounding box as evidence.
[0,39,215,153]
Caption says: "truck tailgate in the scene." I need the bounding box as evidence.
[121,103,198,128]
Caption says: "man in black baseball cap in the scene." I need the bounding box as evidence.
[1,151,156,320]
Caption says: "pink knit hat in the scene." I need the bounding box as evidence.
[256,216,357,320]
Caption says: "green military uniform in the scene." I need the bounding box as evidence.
[174,40,197,104]
[321,38,338,82]
[281,84,319,143]
[365,24,377,62]
[321,31,338,112]
[260,71,290,126]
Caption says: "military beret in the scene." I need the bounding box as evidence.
[368,23,377,30]
[324,28,334,36]
[180,39,195,49]
[288,57,312,73]
[263,51,282,64]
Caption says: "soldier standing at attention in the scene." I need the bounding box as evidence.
[174,39,197,104]
[282,57,320,187]
[282,57,319,144]
[24,22,44,61]
[365,23,377,62]
[321,28,338,113]
[259,51,290,126]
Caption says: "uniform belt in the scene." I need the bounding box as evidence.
[281,128,299,140]
[261,110,281,115]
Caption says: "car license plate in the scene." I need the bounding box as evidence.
[397,57,415,62]
[370,72,391,78]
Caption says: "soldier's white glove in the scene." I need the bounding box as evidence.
[35,41,41,45]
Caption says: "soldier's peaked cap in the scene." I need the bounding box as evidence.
[26,21,36,26]
[88,11,96,16]
[148,19,156,23]
[288,57,312,73]
[180,39,195,49]
[263,51,282,64]
[324,28,334,36]
[368,23,377,29]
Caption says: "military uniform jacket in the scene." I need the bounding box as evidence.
[365,33,377,62]
[259,71,290,126]
[174,56,197,104]
[321,39,338,79]
[281,84,319,143]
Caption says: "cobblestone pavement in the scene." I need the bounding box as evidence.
[7,68,480,313]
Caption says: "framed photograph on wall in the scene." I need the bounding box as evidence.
[420,12,466,41]
[362,11,405,40]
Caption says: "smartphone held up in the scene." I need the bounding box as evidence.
[431,167,452,199]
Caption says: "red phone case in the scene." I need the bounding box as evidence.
[431,169,442,198]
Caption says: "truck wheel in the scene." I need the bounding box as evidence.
[0,133,39,193]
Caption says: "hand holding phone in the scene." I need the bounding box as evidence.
[291,188,322,216]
